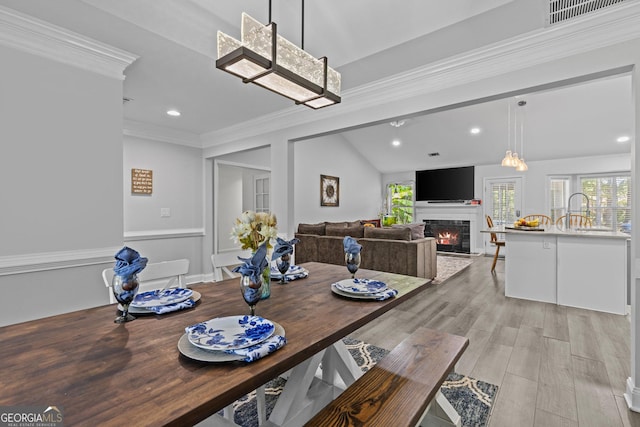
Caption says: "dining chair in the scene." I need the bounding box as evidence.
[102,259,190,304]
[556,214,592,229]
[522,214,552,226]
[486,215,505,273]
[211,250,251,282]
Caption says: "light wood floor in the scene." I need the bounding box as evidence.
[351,255,640,427]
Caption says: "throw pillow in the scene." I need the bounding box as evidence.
[392,223,426,240]
[297,223,326,235]
[364,226,411,240]
[361,219,381,228]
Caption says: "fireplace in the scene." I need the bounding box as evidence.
[423,219,471,254]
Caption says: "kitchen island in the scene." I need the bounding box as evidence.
[490,226,629,315]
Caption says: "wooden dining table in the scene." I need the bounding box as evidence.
[0,262,433,426]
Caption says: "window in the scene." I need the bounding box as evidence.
[488,180,518,226]
[549,177,570,222]
[254,174,270,213]
[387,183,414,224]
[580,174,631,231]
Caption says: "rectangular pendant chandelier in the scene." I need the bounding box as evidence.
[216,13,341,109]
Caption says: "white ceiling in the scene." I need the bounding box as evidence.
[0,0,633,172]
[340,74,633,173]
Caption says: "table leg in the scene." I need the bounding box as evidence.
[266,340,365,426]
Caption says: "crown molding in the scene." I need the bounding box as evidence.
[201,0,640,148]
[0,5,138,80]
[123,120,202,148]
[0,246,121,276]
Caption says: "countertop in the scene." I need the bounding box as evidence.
[484,225,630,239]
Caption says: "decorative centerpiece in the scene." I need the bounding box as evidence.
[343,236,362,279]
[233,242,269,316]
[231,211,278,299]
[272,237,300,284]
[111,246,148,323]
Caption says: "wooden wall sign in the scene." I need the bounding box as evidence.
[131,168,153,194]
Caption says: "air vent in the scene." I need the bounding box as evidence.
[548,0,629,25]
[428,152,440,157]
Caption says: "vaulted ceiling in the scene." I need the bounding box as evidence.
[0,0,633,172]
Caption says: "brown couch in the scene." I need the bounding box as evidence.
[294,221,437,279]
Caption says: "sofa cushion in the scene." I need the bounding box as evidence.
[364,226,411,240]
[392,223,426,240]
[326,225,364,238]
[297,223,326,235]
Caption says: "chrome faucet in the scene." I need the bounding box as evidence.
[566,192,590,229]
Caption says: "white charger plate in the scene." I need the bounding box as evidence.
[131,288,193,308]
[334,278,388,295]
[331,283,390,300]
[178,322,285,363]
[186,315,275,351]
[127,291,201,315]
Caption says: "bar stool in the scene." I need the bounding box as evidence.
[486,215,505,273]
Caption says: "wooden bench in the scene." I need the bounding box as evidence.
[102,258,190,304]
[304,327,469,427]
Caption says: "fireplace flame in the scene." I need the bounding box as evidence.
[437,231,459,245]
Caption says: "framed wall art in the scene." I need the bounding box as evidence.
[320,174,339,206]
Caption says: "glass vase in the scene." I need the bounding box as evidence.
[260,264,271,299]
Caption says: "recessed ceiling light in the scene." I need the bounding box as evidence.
[167,109,181,117]
[470,127,481,134]
[392,139,401,147]
[617,135,630,143]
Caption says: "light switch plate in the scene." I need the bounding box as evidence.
[160,208,171,217]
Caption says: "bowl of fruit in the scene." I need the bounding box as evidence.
[513,218,540,229]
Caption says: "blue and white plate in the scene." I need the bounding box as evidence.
[131,288,193,308]
[178,321,285,363]
[331,283,398,301]
[334,278,388,295]
[270,265,309,280]
[185,315,275,351]
[128,290,201,314]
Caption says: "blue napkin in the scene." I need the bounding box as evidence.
[271,237,300,260]
[146,298,196,314]
[224,334,287,363]
[343,236,362,255]
[232,241,268,284]
[374,288,398,301]
[113,246,148,280]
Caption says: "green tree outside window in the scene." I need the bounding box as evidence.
[388,183,414,224]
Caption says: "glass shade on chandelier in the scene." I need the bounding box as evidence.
[500,99,528,171]
[216,13,341,109]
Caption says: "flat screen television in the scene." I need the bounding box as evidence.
[415,166,475,202]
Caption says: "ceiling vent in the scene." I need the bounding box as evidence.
[548,0,629,25]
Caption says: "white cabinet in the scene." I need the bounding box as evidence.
[504,229,628,315]
[557,236,627,315]
[505,232,557,304]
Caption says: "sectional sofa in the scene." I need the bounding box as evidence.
[294,221,437,279]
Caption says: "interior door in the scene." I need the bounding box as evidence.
[483,177,523,254]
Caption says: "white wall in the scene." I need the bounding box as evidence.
[383,152,631,255]
[294,134,382,224]
[477,153,631,215]
[0,45,125,325]
[122,134,204,279]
